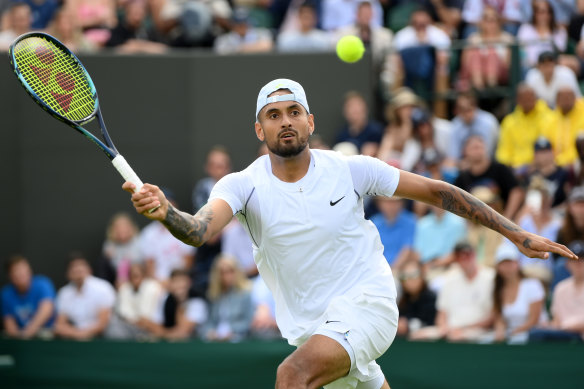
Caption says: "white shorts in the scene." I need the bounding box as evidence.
[302,293,399,389]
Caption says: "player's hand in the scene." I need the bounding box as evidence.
[511,231,578,260]
[122,182,168,221]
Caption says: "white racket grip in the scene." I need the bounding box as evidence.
[112,155,144,192]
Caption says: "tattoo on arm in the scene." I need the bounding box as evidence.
[437,185,523,239]
[162,203,214,247]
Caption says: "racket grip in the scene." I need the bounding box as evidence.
[112,155,144,192]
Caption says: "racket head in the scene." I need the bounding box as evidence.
[9,32,98,125]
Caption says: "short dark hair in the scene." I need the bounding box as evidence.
[67,251,89,267]
[170,268,190,279]
[5,255,29,273]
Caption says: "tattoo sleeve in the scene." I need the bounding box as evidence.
[437,184,522,237]
[161,203,214,247]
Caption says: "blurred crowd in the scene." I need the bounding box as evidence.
[2,0,584,345]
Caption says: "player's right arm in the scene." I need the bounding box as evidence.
[122,182,233,247]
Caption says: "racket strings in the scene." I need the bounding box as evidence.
[13,37,96,122]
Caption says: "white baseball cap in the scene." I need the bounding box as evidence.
[495,242,520,264]
[256,78,310,121]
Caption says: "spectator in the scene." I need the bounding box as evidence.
[492,242,546,344]
[544,86,584,166]
[98,212,143,287]
[65,0,118,46]
[522,136,569,207]
[392,7,451,106]
[530,240,584,342]
[496,84,554,171]
[559,20,584,79]
[413,205,466,266]
[221,219,257,278]
[105,0,167,54]
[1,255,55,339]
[396,259,437,338]
[459,6,515,91]
[466,186,505,267]
[250,275,280,339]
[0,3,32,51]
[555,186,584,285]
[106,262,164,339]
[203,255,254,342]
[567,132,584,188]
[54,253,116,340]
[525,51,581,108]
[321,0,384,31]
[277,2,332,53]
[336,1,393,67]
[378,88,423,170]
[370,196,417,268]
[518,0,568,69]
[454,135,525,221]
[142,268,208,340]
[449,92,499,161]
[139,189,195,286]
[462,0,530,37]
[334,91,383,156]
[409,107,454,170]
[192,145,232,212]
[214,7,273,54]
[18,0,58,29]
[412,242,495,342]
[46,6,96,53]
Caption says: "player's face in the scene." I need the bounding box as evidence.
[255,91,314,158]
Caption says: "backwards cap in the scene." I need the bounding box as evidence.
[256,78,310,121]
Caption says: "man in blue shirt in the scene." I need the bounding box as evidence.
[2,255,55,338]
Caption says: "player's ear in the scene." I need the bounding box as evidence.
[255,122,265,141]
[308,113,315,136]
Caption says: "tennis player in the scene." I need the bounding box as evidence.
[123,79,576,389]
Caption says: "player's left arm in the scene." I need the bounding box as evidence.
[393,170,577,260]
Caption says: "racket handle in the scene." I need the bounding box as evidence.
[112,155,144,192]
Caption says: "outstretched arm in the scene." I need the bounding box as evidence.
[122,182,233,247]
[394,171,577,260]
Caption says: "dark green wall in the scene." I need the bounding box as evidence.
[0,51,374,286]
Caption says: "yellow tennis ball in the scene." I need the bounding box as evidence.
[336,35,365,63]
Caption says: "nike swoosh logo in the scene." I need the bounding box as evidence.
[330,196,345,206]
[325,320,340,324]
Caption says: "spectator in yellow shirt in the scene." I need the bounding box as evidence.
[544,87,584,167]
[496,84,554,172]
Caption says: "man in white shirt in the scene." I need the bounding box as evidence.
[123,79,575,389]
[54,254,116,340]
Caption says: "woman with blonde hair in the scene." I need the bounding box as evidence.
[204,254,254,342]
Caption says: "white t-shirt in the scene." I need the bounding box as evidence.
[502,278,546,335]
[209,150,400,344]
[437,266,495,328]
[525,64,581,108]
[56,276,116,329]
[139,222,196,281]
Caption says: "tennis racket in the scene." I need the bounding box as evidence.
[8,32,148,198]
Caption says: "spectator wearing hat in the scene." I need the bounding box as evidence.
[277,2,333,53]
[496,84,555,172]
[492,242,547,344]
[530,240,584,342]
[522,136,569,207]
[454,135,525,221]
[449,92,499,162]
[543,87,584,166]
[525,51,581,108]
[2,255,55,339]
[411,242,495,342]
[334,91,384,156]
[214,8,273,54]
